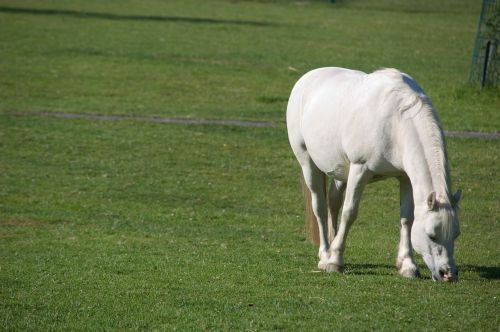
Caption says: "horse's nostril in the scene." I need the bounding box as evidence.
[439,269,458,282]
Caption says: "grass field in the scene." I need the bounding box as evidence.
[1,0,499,130]
[1,0,499,331]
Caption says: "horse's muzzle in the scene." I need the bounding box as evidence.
[436,269,458,282]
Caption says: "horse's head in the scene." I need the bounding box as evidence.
[411,191,461,282]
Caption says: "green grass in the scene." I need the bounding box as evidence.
[0,0,499,130]
[1,0,499,330]
[1,115,499,330]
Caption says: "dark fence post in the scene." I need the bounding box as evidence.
[481,41,492,87]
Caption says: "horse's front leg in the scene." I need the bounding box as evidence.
[327,164,372,272]
[397,176,420,278]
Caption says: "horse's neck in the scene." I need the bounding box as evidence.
[402,107,452,208]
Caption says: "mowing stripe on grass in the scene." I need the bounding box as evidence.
[6,111,500,139]
[7,111,278,128]
[444,131,500,139]
[0,6,277,27]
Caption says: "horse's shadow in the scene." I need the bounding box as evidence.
[344,263,500,280]
[460,265,500,280]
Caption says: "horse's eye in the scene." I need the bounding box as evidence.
[429,235,437,242]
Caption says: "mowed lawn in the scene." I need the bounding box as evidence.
[1,115,499,330]
[0,0,498,130]
[1,0,499,331]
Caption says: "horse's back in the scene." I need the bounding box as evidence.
[287,67,416,179]
[286,67,365,149]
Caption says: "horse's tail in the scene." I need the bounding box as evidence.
[302,172,333,245]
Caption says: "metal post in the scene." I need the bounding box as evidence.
[481,40,492,88]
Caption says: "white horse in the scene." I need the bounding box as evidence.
[287,67,461,282]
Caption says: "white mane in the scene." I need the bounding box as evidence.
[373,69,453,205]
[372,69,457,239]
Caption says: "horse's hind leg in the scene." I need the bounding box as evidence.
[300,157,330,270]
[327,164,372,272]
[397,176,420,278]
[327,179,345,244]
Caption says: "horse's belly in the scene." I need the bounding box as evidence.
[310,148,401,182]
[326,163,349,182]
[304,120,403,181]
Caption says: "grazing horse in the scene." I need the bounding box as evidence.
[286,67,461,282]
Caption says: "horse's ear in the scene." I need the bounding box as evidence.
[453,190,462,205]
[427,192,437,211]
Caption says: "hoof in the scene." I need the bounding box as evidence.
[318,261,328,270]
[325,263,344,273]
[399,266,420,278]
